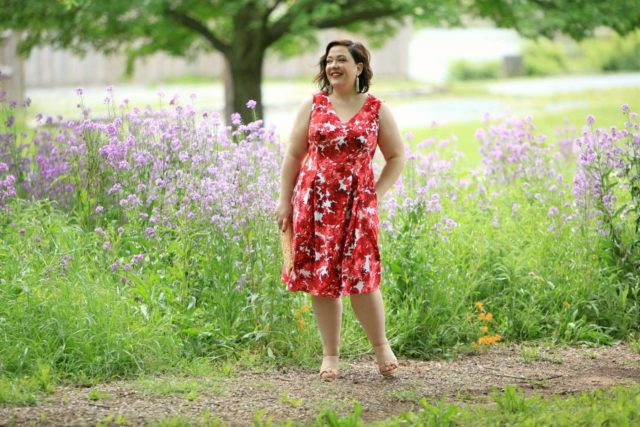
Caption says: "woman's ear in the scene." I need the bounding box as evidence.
[357,63,364,74]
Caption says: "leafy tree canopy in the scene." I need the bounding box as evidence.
[1,0,638,120]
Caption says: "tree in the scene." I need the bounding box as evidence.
[1,0,638,121]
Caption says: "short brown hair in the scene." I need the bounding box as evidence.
[314,40,373,93]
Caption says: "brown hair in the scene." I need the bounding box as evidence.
[314,40,373,93]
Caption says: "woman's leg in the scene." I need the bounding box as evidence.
[311,295,342,377]
[349,289,398,375]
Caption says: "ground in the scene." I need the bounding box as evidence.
[2,342,640,426]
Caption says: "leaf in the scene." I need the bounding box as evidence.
[140,304,149,320]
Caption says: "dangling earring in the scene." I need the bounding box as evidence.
[355,74,360,93]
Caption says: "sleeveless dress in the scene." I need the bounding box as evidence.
[281,92,382,298]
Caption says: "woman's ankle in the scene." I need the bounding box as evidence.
[372,340,390,350]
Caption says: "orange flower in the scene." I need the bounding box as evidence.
[474,301,484,311]
[478,334,502,346]
[297,318,304,330]
[481,325,489,333]
[485,312,493,322]
[478,312,486,321]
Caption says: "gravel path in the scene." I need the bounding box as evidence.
[2,342,640,426]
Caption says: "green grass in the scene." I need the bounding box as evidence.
[134,375,225,398]
[390,383,640,426]
[0,200,181,381]
[0,376,42,404]
[128,384,640,426]
[2,82,639,393]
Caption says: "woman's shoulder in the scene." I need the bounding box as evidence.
[312,91,329,103]
[365,92,384,114]
[366,92,382,102]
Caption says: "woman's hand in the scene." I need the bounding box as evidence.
[275,200,293,232]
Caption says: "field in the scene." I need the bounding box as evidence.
[1,78,639,425]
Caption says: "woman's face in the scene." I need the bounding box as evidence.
[325,45,363,90]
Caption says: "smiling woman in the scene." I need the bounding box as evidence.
[275,40,407,381]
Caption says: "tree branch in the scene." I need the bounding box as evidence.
[164,8,230,55]
[313,6,400,29]
[265,0,317,46]
[266,0,286,17]
[266,2,402,46]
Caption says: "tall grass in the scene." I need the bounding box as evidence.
[0,88,638,384]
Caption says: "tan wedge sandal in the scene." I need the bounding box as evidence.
[373,342,398,378]
[319,355,340,381]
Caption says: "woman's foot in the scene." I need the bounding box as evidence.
[319,355,340,381]
[373,342,398,378]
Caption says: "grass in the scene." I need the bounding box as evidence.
[386,388,424,404]
[386,383,640,426]
[119,383,640,426]
[88,389,114,401]
[520,346,564,364]
[0,200,181,381]
[0,376,41,404]
[2,80,639,418]
[134,375,225,397]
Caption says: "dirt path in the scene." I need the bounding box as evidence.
[3,343,640,426]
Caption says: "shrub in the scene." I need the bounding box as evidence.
[522,38,568,76]
[447,59,501,82]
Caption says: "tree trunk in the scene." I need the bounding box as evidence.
[223,47,265,124]
[221,1,271,124]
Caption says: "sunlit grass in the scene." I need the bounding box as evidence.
[3,77,639,387]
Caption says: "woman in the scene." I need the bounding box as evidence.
[275,40,406,380]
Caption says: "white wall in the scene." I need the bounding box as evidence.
[408,28,522,83]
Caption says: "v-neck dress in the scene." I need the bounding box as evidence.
[281,92,382,298]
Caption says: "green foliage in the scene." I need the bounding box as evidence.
[317,384,640,426]
[447,59,502,82]
[523,38,568,76]
[0,375,44,404]
[314,402,363,427]
[148,414,223,427]
[2,0,639,119]
[0,200,180,380]
[522,31,640,77]
[582,30,640,72]
[472,0,640,40]
[3,110,640,384]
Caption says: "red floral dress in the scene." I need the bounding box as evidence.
[282,92,382,298]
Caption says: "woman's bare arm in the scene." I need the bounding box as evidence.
[276,98,312,231]
[375,102,406,198]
